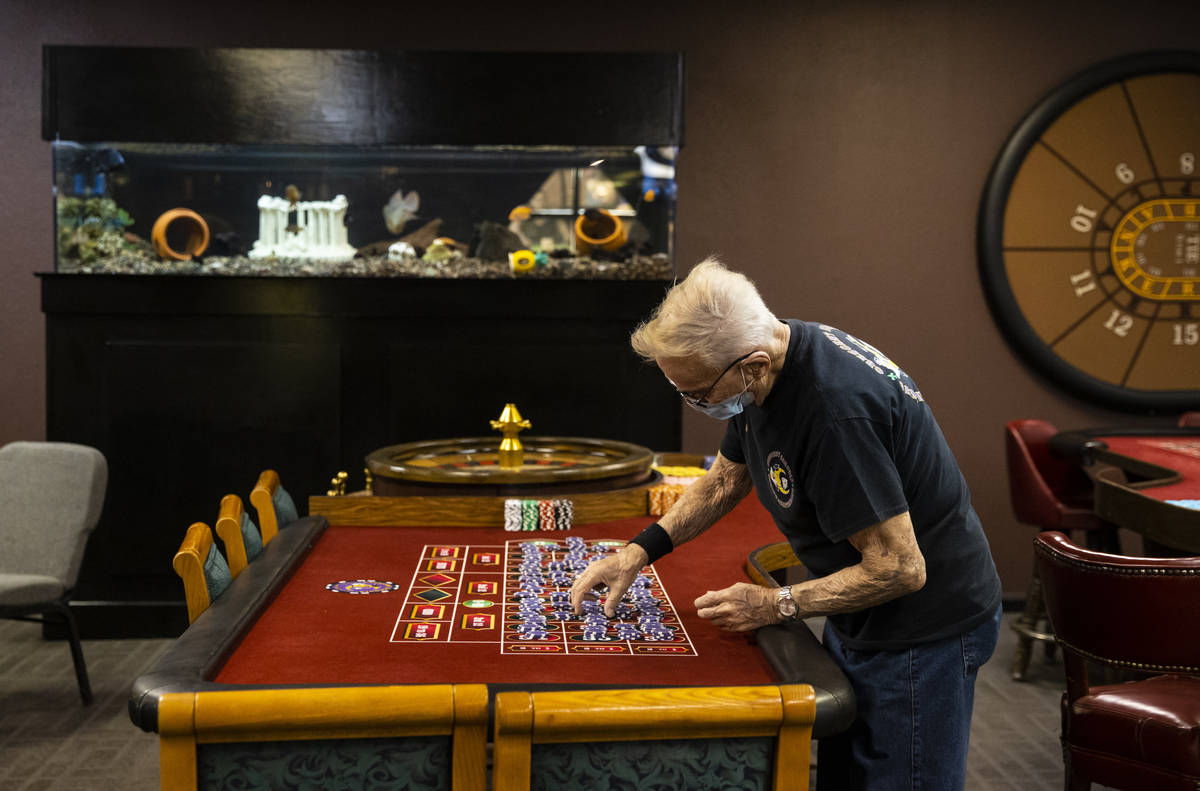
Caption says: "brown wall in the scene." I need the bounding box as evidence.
[2,0,1197,596]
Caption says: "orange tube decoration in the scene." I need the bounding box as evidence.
[151,208,211,261]
[574,209,627,256]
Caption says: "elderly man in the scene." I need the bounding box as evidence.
[571,257,1001,791]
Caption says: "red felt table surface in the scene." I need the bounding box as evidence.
[1101,436,1200,501]
[215,497,786,686]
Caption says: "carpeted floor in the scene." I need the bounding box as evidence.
[0,612,1110,790]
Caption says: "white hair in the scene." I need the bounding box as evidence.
[630,256,778,368]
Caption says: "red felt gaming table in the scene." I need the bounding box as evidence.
[130,496,855,739]
[1051,427,1200,554]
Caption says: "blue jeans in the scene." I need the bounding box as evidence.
[816,606,1001,791]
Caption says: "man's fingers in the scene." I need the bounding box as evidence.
[603,580,630,617]
[570,569,599,614]
[694,590,721,609]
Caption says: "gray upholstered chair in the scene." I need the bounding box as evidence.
[0,441,107,705]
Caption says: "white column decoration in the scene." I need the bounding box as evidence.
[249,194,357,262]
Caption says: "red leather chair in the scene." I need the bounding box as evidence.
[1035,531,1200,791]
[1005,419,1119,680]
[1179,411,1200,427]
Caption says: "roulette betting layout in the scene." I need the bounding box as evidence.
[392,536,697,657]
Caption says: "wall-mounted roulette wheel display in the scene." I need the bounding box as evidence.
[978,51,1200,412]
[366,436,657,496]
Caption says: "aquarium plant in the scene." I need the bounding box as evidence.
[56,196,135,268]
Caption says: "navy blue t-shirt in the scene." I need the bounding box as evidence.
[720,320,1001,649]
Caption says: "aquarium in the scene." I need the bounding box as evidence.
[52,142,677,279]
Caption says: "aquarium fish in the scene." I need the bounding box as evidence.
[384,189,420,235]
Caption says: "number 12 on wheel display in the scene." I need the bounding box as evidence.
[978,50,1200,412]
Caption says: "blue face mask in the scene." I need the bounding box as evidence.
[688,370,755,420]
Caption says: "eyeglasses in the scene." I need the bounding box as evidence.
[675,352,753,407]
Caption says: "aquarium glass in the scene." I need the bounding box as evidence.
[51,142,676,279]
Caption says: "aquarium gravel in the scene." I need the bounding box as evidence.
[59,251,673,280]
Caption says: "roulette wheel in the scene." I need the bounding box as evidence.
[366,435,656,496]
[978,51,1200,412]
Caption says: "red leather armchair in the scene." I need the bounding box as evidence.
[1035,531,1200,791]
[1005,419,1119,680]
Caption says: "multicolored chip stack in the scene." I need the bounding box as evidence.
[503,498,575,531]
[648,483,687,516]
[647,464,709,517]
[653,464,710,486]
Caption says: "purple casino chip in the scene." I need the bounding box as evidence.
[325,579,400,595]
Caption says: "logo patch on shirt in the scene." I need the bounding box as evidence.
[765,451,794,509]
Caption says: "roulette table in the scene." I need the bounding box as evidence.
[1051,426,1200,553]
[129,476,856,778]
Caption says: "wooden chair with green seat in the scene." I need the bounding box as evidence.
[158,684,488,791]
[172,522,232,624]
[493,684,817,791]
[213,494,263,579]
[249,469,299,545]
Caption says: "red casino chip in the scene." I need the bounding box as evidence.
[325,579,400,594]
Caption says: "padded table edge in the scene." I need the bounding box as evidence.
[127,515,328,732]
[754,622,856,738]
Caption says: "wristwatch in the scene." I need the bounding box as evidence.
[775,586,799,622]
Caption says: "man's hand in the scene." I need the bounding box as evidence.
[695,582,779,632]
[570,544,649,617]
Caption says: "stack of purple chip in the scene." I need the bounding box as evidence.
[578,598,611,641]
[514,543,549,639]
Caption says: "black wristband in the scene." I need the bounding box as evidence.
[629,522,674,564]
